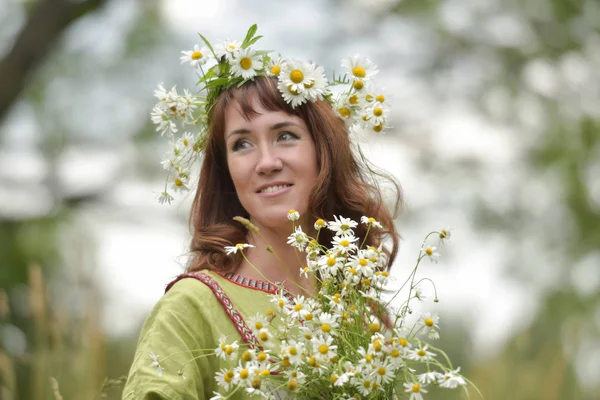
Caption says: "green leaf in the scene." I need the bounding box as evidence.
[241,24,258,47]
[203,77,231,88]
[198,33,217,58]
[242,35,263,49]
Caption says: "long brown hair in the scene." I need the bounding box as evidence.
[187,76,402,273]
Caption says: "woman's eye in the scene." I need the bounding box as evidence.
[278,131,299,142]
[232,139,251,151]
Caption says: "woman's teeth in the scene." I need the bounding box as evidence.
[260,184,291,193]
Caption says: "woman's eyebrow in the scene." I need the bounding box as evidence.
[227,121,301,139]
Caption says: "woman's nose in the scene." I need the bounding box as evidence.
[255,147,283,175]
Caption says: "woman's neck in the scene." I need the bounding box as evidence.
[234,223,316,297]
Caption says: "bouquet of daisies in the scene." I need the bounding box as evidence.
[205,212,475,399]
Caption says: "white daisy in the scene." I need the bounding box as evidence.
[365,102,389,127]
[148,352,163,376]
[418,371,443,385]
[214,39,242,61]
[215,368,235,390]
[156,191,174,205]
[327,215,358,237]
[311,335,337,362]
[439,367,466,388]
[403,382,428,400]
[230,47,264,80]
[360,216,383,229]
[170,174,190,193]
[301,63,328,101]
[266,56,284,76]
[342,55,379,81]
[278,79,311,108]
[287,209,300,221]
[278,59,315,93]
[224,243,255,255]
[317,253,345,277]
[421,244,441,263]
[408,345,436,362]
[248,313,269,331]
[331,235,359,255]
[180,45,210,68]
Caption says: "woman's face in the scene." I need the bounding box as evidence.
[224,98,318,231]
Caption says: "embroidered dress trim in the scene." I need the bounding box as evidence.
[165,272,261,349]
[220,272,294,301]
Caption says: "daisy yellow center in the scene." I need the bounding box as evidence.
[353,80,364,90]
[377,367,387,376]
[220,343,226,350]
[426,248,433,256]
[304,313,313,321]
[240,369,249,379]
[305,333,312,340]
[391,349,400,357]
[363,380,371,389]
[440,229,448,238]
[330,375,338,384]
[321,324,331,333]
[251,376,261,389]
[308,356,317,366]
[257,352,267,362]
[290,69,304,83]
[261,369,270,377]
[425,318,434,327]
[349,95,358,105]
[224,370,234,383]
[315,219,325,227]
[341,223,349,231]
[271,65,281,75]
[242,351,252,361]
[287,85,300,95]
[259,331,269,341]
[296,236,304,244]
[417,349,426,357]
[349,267,357,275]
[362,278,371,286]
[191,51,203,60]
[376,94,385,102]
[288,380,298,390]
[327,257,336,267]
[338,107,351,117]
[373,340,382,352]
[368,217,376,223]
[240,57,252,70]
[373,107,383,116]
[359,258,368,266]
[365,94,374,102]
[294,304,303,311]
[255,321,263,329]
[225,345,233,355]
[174,178,184,187]
[365,354,372,362]
[290,347,298,356]
[382,271,389,277]
[183,137,189,146]
[236,243,245,248]
[304,81,314,89]
[369,323,380,333]
[373,124,383,132]
[228,45,237,50]
[412,384,421,393]
[278,299,284,308]
[352,66,366,78]
[318,344,329,354]
[399,338,408,347]
[340,239,350,247]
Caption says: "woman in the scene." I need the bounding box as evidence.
[123,68,402,398]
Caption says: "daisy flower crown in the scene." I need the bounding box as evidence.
[153,24,390,204]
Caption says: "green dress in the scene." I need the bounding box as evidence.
[122,270,284,399]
